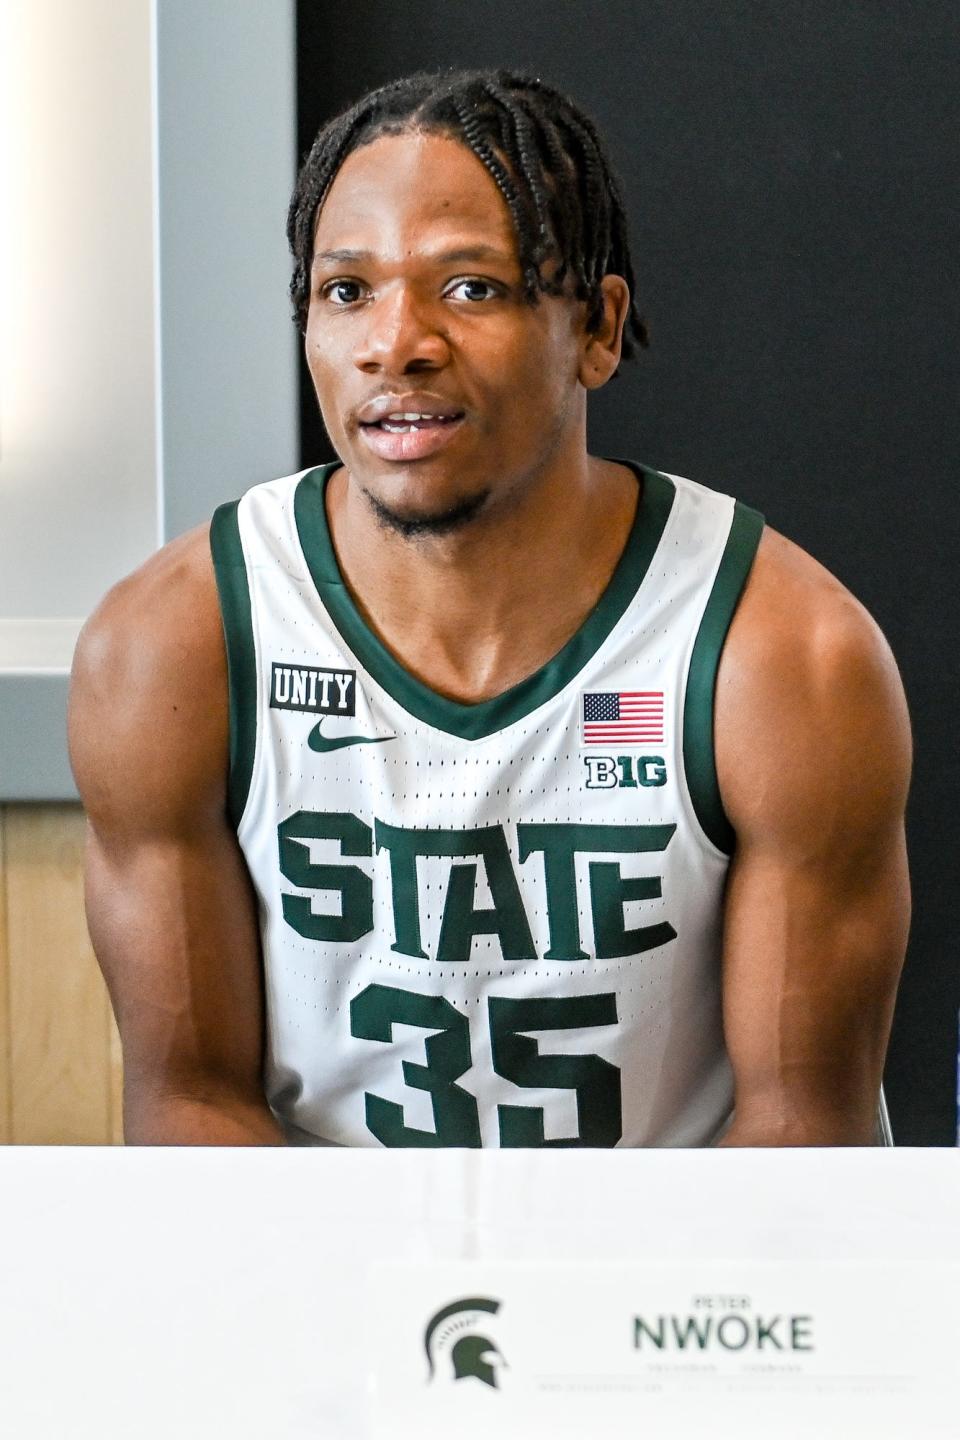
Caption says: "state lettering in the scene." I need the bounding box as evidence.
[277,810,677,962]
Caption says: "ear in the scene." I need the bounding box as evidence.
[578,274,631,390]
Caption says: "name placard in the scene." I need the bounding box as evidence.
[368,1259,955,1439]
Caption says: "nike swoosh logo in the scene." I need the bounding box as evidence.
[307,719,396,753]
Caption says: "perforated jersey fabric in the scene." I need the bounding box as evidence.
[210,459,763,1147]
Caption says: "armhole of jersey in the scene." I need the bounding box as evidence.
[683,500,765,855]
[210,500,257,831]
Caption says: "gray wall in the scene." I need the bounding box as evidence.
[157,0,299,539]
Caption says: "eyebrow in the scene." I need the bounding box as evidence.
[311,244,515,268]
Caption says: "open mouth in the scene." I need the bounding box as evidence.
[358,410,467,461]
[361,411,465,434]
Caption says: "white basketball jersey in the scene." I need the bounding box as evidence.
[210,459,763,1148]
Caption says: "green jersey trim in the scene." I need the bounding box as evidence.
[210,500,258,829]
[683,500,765,855]
[294,459,676,741]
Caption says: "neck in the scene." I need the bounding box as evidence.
[325,444,640,704]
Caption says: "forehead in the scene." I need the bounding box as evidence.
[312,129,518,260]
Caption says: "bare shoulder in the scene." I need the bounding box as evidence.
[69,523,227,832]
[720,526,904,706]
[717,527,911,842]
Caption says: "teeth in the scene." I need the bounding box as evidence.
[369,410,461,433]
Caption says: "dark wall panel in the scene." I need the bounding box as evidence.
[295,0,959,1143]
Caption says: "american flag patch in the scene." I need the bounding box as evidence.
[582,691,665,745]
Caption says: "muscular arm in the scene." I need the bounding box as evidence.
[715,529,911,1146]
[69,527,285,1144]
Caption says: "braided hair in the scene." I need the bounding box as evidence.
[287,69,649,365]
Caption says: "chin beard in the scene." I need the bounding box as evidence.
[363,485,491,539]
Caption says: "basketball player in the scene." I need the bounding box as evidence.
[68,71,911,1148]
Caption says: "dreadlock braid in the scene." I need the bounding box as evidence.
[556,111,609,319]
[510,91,575,289]
[481,81,553,269]
[518,74,632,317]
[450,96,542,300]
[287,68,650,364]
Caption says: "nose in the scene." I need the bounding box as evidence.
[352,283,450,375]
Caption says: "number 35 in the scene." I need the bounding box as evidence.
[349,984,622,1148]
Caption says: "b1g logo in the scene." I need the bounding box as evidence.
[583,755,668,790]
[424,1297,507,1389]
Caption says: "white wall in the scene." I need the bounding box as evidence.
[0,0,159,649]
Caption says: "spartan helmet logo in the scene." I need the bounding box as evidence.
[424,1297,506,1389]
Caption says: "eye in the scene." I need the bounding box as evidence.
[321,279,365,306]
[446,277,500,302]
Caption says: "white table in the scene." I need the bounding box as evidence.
[0,1148,955,1438]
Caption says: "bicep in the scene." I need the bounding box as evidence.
[69,530,270,1120]
[715,531,911,1143]
[83,817,267,1107]
[720,824,909,1142]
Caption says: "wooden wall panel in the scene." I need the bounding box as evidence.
[2,805,120,1145]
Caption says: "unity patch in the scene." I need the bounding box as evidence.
[270,663,356,715]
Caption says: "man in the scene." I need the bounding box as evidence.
[69,69,910,1147]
